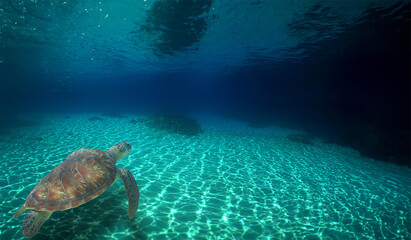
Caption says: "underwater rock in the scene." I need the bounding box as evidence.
[88,116,103,121]
[29,136,44,142]
[348,124,410,166]
[101,113,125,118]
[286,133,315,145]
[130,118,148,124]
[247,120,272,128]
[145,114,203,136]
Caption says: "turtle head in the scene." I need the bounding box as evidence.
[108,142,131,162]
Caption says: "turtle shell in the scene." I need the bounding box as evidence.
[23,148,117,212]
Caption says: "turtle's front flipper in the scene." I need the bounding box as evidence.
[119,168,140,219]
[22,210,52,238]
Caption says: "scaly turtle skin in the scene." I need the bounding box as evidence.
[13,142,140,238]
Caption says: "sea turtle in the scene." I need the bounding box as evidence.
[13,142,140,238]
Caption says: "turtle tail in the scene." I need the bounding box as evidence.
[14,206,27,218]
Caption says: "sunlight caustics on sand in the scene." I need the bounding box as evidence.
[0,114,410,239]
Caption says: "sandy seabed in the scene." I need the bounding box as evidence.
[1,114,410,240]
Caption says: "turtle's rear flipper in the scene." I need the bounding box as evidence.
[119,168,140,219]
[22,210,52,238]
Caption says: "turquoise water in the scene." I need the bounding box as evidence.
[1,114,410,239]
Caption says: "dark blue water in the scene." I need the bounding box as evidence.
[1,1,410,239]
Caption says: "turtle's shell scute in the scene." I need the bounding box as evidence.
[24,149,117,212]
